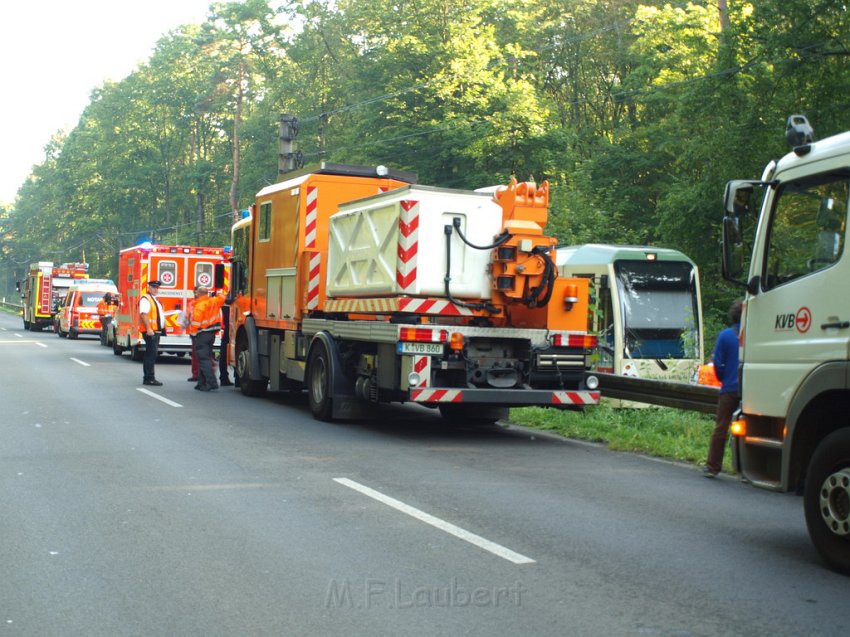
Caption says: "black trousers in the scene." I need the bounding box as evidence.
[143,333,160,381]
[100,316,112,346]
[707,392,738,473]
[195,330,218,389]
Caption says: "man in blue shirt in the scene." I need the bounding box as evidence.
[704,298,743,477]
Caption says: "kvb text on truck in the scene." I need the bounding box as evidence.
[722,115,850,573]
[223,163,601,422]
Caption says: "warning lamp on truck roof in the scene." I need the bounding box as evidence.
[563,283,579,310]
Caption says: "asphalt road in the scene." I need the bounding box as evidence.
[1,311,847,637]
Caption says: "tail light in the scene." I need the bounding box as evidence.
[551,334,597,348]
[399,328,447,343]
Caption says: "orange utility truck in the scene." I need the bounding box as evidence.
[18,261,89,331]
[224,163,601,422]
[111,243,229,360]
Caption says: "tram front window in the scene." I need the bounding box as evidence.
[614,260,699,359]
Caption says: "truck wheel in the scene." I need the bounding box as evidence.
[307,342,333,421]
[69,328,79,340]
[112,341,124,356]
[804,428,850,574]
[236,334,267,397]
[438,404,507,425]
[58,327,67,338]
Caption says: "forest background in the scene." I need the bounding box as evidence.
[0,0,847,342]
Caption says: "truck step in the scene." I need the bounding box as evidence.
[743,435,783,450]
[745,477,782,491]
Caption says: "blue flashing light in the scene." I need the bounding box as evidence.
[223,245,233,253]
[240,209,250,219]
[139,241,154,250]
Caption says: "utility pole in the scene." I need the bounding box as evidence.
[279,114,303,176]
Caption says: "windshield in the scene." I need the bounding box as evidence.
[79,292,107,307]
[614,260,699,359]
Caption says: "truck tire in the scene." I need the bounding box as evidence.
[58,327,67,338]
[307,341,333,421]
[236,333,267,397]
[112,341,124,356]
[438,404,507,425]
[69,328,79,340]
[804,428,850,574]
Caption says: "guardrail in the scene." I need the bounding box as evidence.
[0,299,22,313]
[588,372,720,414]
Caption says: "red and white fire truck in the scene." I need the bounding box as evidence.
[17,262,89,331]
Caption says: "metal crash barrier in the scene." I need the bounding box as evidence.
[587,372,720,414]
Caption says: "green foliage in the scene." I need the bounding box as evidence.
[511,403,732,471]
[2,0,848,325]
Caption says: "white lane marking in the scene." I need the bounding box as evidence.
[35,342,47,348]
[136,388,183,408]
[70,358,90,367]
[334,477,536,565]
[0,340,41,344]
[14,333,22,338]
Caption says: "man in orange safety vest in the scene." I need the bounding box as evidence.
[189,285,226,391]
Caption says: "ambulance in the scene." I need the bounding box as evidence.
[55,279,118,339]
[110,243,230,361]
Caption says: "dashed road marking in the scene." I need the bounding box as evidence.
[70,358,90,367]
[136,388,182,408]
[334,477,535,565]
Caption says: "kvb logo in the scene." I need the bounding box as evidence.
[774,307,812,333]
[795,307,812,333]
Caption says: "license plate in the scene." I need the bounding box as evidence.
[398,342,444,356]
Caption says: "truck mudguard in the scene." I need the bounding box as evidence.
[784,361,850,485]
[242,315,264,382]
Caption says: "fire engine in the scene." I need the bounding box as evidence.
[17,262,89,331]
[722,115,850,573]
[111,243,230,360]
[223,163,600,422]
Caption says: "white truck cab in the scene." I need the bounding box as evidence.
[722,115,850,573]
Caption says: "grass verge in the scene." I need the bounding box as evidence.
[509,403,734,472]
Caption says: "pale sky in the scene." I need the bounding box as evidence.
[0,0,216,205]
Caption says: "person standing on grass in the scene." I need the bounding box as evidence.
[704,298,743,477]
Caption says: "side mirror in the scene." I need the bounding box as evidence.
[724,180,756,215]
[214,263,226,290]
[721,216,747,285]
[223,261,240,304]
